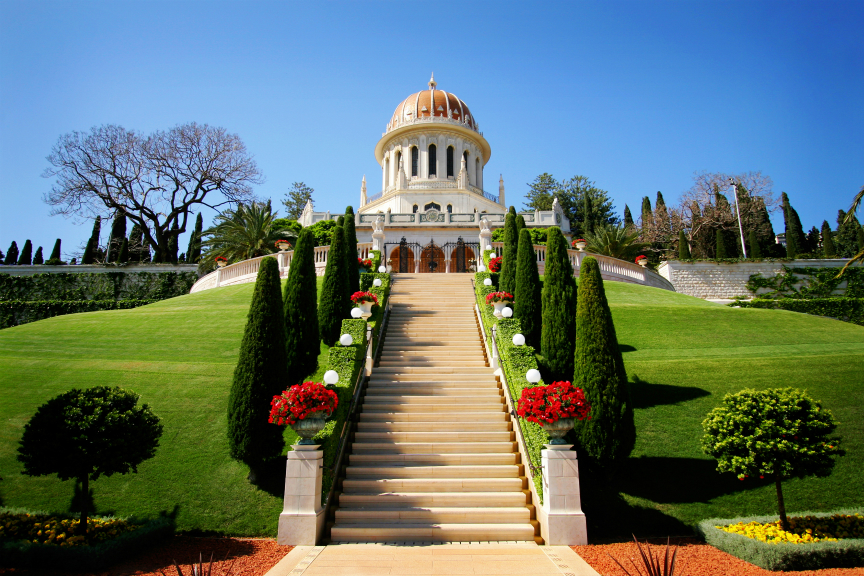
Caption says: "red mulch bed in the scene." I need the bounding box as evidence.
[574,539,864,576]
[0,537,291,576]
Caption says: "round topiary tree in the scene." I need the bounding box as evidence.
[499,213,518,295]
[227,256,288,478]
[343,206,360,294]
[284,228,320,382]
[702,388,844,531]
[540,227,576,380]
[318,224,350,345]
[572,256,635,469]
[17,386,162,535]
[515,228,542,349]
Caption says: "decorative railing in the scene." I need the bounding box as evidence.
[366,191,383,203]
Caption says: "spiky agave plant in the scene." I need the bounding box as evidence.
[585,224,648,262]
[607,536,684,576]
[160,552,237,576]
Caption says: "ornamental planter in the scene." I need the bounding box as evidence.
[290,410,330,445]
[216,260,227,268]
[492,301,511,318]
[637,259,648,268]
[357,301,373,319]
[276,241,291,251]
[539,417,575,445]
[575,241,586,251]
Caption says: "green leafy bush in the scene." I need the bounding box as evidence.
[0,271,197,301]
[369,249,382,273]
[0,300,157,329]
[746,266,864,299]
[732,298,864,326]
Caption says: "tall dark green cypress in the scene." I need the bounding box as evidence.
[82,237,96,264]
[318,224,350,346]
[167,219,179,264]
[509,206,517,217]
[540,227,576,380]
[715,229,727,258]
[187,213,203,263]
[516,214,526,236]
[782,193,804,259]
[4,241,18,265]
[49,239,61,261]
[678,230,691,259]
[515,228,542,349]
[17,240,33,265]
[499,213,518,295]
[748,230,762,258]
[89,217,102,258]
[33,247,44,265]
[857,227,864,252]
[344,206,360,294]
[623,205,634,229]
[641,196,653,227]
[284,228,320,382]
[117,238,129,263]
[572,257,635,468]
[227,256,287,474]
[128,224,143,262]
[583,193,594,235]
[821,221,837,258]
[107,213,126,262]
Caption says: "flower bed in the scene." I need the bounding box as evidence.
[718,513,864,544]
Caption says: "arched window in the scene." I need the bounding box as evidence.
[424,202,441,211]
[428,144,437,177]
[475,158,480,186]
[411,147,418,177]
[396,150,402,170]
[412,204,418,213]
[384,157,390,188]
[446,204,453,214]
[446,146,454,178]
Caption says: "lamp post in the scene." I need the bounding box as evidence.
[730,178,748,259]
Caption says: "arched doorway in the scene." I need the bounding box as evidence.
[445,237,480,273]
[420,242,445,273]
[388,238,416,273]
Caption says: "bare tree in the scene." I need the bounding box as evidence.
[44,123,262,262]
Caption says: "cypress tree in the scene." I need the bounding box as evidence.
[344,206,360,294]
[678,230,691,259]
[516,214,526,236]
[318,224,350,346]
[128,224,143,263]
[187,213,203,263]
[4,241,18,265]
[782,193,805,259]
[857,227,864,252]
[509,206,517,217]
[33,247,44,265]
[284,228,320,382]
[167,219,179,264]
[540,227,576,380]
[805,227,821,253]
[0,249,4,264]
[821,221,837,258]
[82,237,96,264]
[623,205,634,229]
[640,196,653,227]
[499,213,518,295]
[18,240,33,265]
[572,257,635,468]
[748,230,762,258]
[117,238,129,263]
[715,229,727,259]
[49,239,61,261]
[515,228,542,349]
[88,217,102,260]
[107,213,126,262]
[583,194,594,236]
[227,256,287,475]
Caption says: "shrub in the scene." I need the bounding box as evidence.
[702,388,844,531]
[678,229,691,259]
[540,226,576,380]
[572,257,635,469]
[4,241,19,265]
[227,257,287,475]
[343,206,360,294]
[0,299,157,329]
[318,225,350,345]
[284,228,320,382]
[748,229,762,258]
[732,297,864,326]
[32,246,44,265]
[515,228,541,348]
[18,240,33,265]
[715,229,727,259]
[499,213,518,294]
[17,387,163,535]
[369,249,382,272]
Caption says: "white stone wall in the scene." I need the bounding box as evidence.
[657,259,860,299]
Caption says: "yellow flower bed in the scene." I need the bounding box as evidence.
[719,513,864,544]
[0,512,137,547]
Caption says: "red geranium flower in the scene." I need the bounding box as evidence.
[485,291,514,305]
[270,382,338,426]
[516,381,591,425]
[351,291,379,305]
[488,256,502,273]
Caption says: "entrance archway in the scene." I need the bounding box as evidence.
[450,245,476,273]
[388,238,416,273]
[420,243,445,273]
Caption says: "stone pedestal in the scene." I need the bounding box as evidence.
[541,444,587,545]
[372,228,385,252]
[277,445,326,545]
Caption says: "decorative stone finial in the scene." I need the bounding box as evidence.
[428,73,436,90]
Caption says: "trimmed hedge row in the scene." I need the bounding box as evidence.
[697,511,864,571]
[473,272,548,501]
[732,298,864,326]
[0,515,174,571]
[0,271,197,301]
[0,300,157,329]
[369,249,382,274]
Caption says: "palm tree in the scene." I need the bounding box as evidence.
[585,223,648,262]
[200,202,295,270]
[839,184,864,275]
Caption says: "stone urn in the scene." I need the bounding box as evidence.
[290,410,330,445]
[539,417,575,445]
[492,301,511,318]
[575,240,587,251]
[357,301,374,319]
[216,259,227,268]
[637,259,648,268]
[276,241,291,251]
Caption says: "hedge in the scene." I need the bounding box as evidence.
[369,249,382,273]
[746,266,864,300]
[0,514,174,571]
[0,271,198,302]
[731,298,864,326]
[697,511,864,571]
[1,300,157,329]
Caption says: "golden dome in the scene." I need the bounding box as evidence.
[386,74,479,134]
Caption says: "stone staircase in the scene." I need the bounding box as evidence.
[329,273,539,543]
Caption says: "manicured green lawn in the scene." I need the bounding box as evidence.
[0,277,861,540]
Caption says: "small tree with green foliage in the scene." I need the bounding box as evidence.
[284,228,320,382]
[32,246,44,264]
[344,206,360,294]
[107,213,126,262]
[227,257,288,476]
[702,388,844,531]
[499,213,518,294]
[678,230,691,259]
[49,239,61,261]
[715,229,727,258]
[82,237,96,264]
[748,230,762,258]
[782,193,805,259]
[623,205,634,229]
[540,227,576,379]
[17,386,162,535]
[318,224,350,345]
[4,241,18,265]
[117,238,129,263]
[820,220,836,258]
[87,216,102,263]
[17,240,33,265]
[515,228,542,349]
[187,213,203,263]
[572,257,635,469]
[308,219,338,247]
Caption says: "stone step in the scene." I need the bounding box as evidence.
[362,404,505,413]
[329,522,536,542]
[362,395,503,405]
[374,366,493,375]
[365,380,497,388]
[378,349,484,356]
[334,506,531,524]
[358,412,508,422]
[346,465,521,478]
[353,431,513,443]
[356,421,511,432]
[351,441,517,454]
[341,477,525,493]
[337,491,528,508]
[377,358,486,365]
[364,387,501,397]
[348,453,519,465]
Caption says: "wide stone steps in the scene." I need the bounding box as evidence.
[346,465,522,478]
[338,492,528,507]
[342,477,524,493]
[350,441,516,453]
[361,404,505,413]
[373,366,493,375]
[358,412,508,422]
[353,431,513,443]
[364,387,501,397]
[356,421,511,432]
[348,453,519,465]
[334,506,531,524]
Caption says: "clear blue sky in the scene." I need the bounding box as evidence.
[1,0,862,260]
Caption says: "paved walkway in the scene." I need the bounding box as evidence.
[265,542,600,576]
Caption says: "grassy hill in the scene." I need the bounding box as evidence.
[0,278,861,539]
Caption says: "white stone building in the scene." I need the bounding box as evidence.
[300,75,570,273]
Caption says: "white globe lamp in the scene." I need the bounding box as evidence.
[350,308,363,319]
[378,265,387,273]
[323,370,339,385]
[526,369,541,384]
[339,333,354,346]
[486,244,492,251]
[373,278,382,287]
[483,278,492,286]
[502,307,513,318]
[512,333,526,346]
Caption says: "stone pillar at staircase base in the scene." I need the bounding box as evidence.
[541,444,588,545]
[277,445,326,546]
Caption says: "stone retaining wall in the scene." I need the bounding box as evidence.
[657,259,859,299]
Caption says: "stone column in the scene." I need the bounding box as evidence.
[214,267,222,288]
[277,445,326,545]
[541,444,587,545]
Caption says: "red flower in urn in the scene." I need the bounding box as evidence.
[351,291,379,305]
[270,382,338,426]
[488,256,502,273]
[517,381,591,425]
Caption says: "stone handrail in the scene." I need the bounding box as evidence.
[190,243,374,293]
[489,242,675,292]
